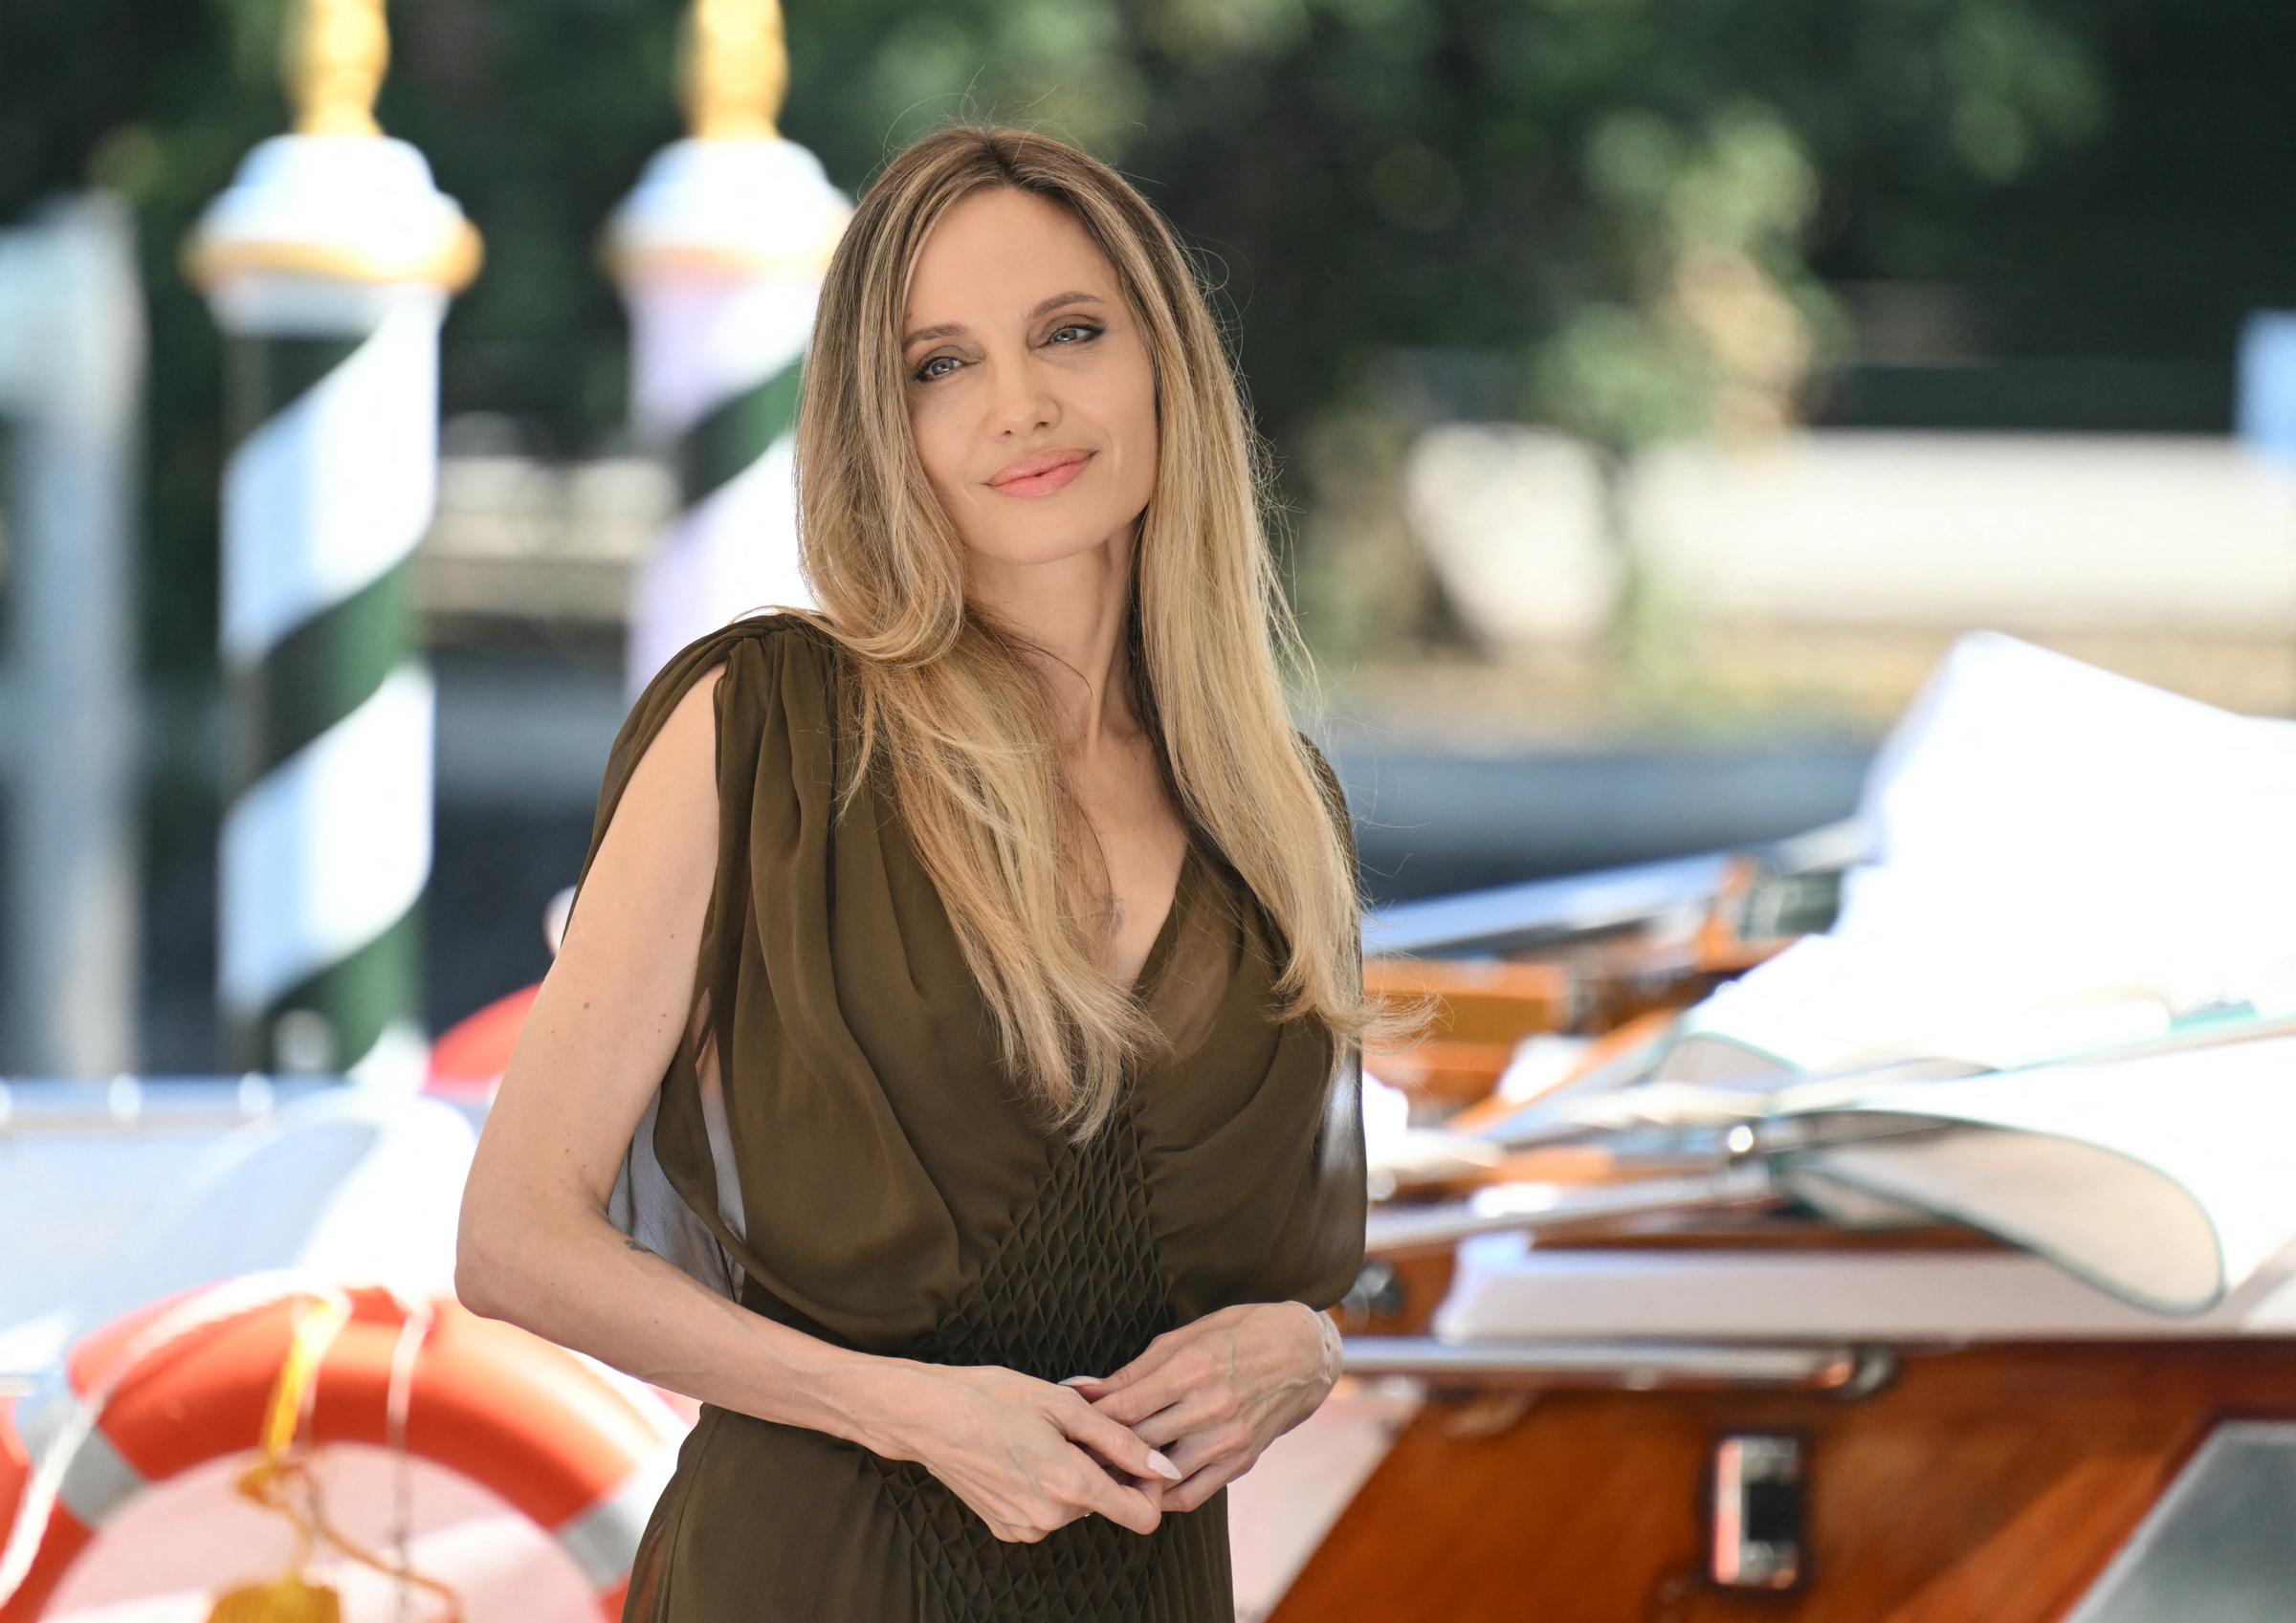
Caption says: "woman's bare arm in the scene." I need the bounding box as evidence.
[453,666,904,1446]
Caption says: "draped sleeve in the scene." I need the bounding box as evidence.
[564,612,967,1351]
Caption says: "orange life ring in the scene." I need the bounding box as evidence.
[0,1275,683,1620]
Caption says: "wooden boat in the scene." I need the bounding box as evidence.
[1248,633,2296,1622]
[1263,875,2296,1620]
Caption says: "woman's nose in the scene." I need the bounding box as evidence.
[985,353,1058,434]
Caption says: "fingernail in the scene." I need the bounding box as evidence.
[1147,1450,1182,1481]
[1057,1374,1101,1387]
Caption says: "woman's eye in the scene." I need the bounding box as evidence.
[910,322,1104,385]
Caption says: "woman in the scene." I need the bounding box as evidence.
[456,121,1420,1621]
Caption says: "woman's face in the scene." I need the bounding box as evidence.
[901,186,1158,576]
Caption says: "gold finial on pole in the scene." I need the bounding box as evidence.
[681,0,787,142]
[283,0,390,139]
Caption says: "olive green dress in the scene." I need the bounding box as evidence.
[566,611,1367,1622]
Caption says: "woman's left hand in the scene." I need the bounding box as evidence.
[1062,1302,1342,1513]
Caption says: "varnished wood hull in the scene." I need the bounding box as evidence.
[1273,1341,2296,1622]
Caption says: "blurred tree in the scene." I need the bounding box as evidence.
[0,0,2136,691]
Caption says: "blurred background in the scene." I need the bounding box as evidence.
[4,0,2293,1078]
[11,7,2296,1620]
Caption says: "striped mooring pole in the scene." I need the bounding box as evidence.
[606,0,851,701]
[184,0,480,1085]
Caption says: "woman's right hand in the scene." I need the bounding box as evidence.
[878,1362,1185,1542]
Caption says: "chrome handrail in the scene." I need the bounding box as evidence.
[1340,1335,1895,1395]
[1363,1163,1778,1259]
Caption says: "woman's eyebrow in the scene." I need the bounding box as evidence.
[902,291,1107,351]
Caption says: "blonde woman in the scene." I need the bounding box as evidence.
[456,121,1419,1621]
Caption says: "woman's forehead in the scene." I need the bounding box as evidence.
[902,192,1112,325]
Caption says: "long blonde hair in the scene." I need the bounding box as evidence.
[773,121,1426,1142]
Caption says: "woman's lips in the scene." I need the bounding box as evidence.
[990,452,1093,498]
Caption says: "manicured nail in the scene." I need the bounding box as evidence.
[1147,1450,1182,1481]
[1057,1374,1101,1387]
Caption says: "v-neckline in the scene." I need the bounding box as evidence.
[1121,841,1200,1002]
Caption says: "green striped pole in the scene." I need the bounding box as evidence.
[606,0,850,698]
[186,0,481,1084]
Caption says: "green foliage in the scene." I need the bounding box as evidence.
[0,0,2115,676]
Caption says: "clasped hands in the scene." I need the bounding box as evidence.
[1058,1299,1342,1515]
[896,1298,1342,1543]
